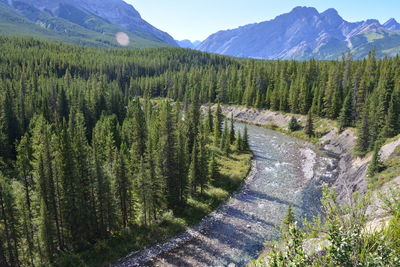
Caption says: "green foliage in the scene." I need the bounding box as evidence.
[0,36,399,266]
[260,184,400,267]
[338,90,353,132]
[368,141,385,177]
[288,116,300,132]
[304,111,314,138]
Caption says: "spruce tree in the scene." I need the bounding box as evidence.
[220,120,228,151]
[229,114,235,144]
[282,205,295,236]
[68,111,97,244]
[338,91,353,132]
[113,147,131,228]
[242,125,250,151]
[288,116,300,132]
[305,111,314,138]
[16,134,35,264]
[235,132,243,151]
[368,142,384,176]
[208,152,219,184]
[382,90,399,138]
[188,141,199,195]
[205,105,213,135]
[0,173,20,266]
[356,108,370,155]
[158,101,178,210]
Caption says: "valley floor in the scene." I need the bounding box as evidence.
[115,121,336,266]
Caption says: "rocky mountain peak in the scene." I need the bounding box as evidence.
[287,6,319,19]
[197,6,400,60]
[383,18,400,31]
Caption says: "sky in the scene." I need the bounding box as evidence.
[126,0,400,41]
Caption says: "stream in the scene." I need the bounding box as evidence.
[115,123,337,267]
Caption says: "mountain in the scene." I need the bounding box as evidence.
[0,0,178,48]
[197,7,400,60]
[383,18,400,31]
[176,39,201,49]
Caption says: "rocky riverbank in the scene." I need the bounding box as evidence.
[211,104,400,221]
[115,119,336,266]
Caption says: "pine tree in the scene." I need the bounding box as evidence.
[282,205,295,236]
[136,157,152,225]
[68,111,97,245]
[128,99,147,172]
[205,105,213,135]
[158,101,178,210]
[92,115,118,236]
[208,152,219,184]
[0,173,20,266]
[31,116,63,258]
[16,134,36,264]
[2,88,20,159]
[288,116,300,132]
[198,134,209,194]
[229,114,235,144]
[213,104,223,146]
[235,132,243,151]
[220,120,228,151]
[57,88,69,120]
[176,121,188,204]
[54,121,79,250]
[113,147,131,228]
[356,107,370,155]
[305,111,314,138]
[368,142,384,176]
[188,141,199,195]
[382,90,399,138]
[338,90,353,132]
[242,125,250,151]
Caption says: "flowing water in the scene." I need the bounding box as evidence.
[116,123,336,267]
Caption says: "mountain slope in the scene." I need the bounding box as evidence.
[176,39,201,49]
[198,7,400,60]
[0,0,177,48]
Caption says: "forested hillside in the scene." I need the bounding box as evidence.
[0,37,399,265]
[0,37,253,266]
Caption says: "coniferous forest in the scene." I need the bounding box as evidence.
[0,36,399,266]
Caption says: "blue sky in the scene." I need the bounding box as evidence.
[126,0,400,41]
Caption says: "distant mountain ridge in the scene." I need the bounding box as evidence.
[176,39,201,49]
[197,7,400,60]
[0,0,178,48]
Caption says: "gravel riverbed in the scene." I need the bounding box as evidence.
[115,123,336,267]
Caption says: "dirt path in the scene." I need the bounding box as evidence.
[115,123,336,267]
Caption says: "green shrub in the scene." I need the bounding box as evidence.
[288,116,300,132]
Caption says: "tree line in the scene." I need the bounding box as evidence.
[0,36,399,265]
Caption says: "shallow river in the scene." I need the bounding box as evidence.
[116,123,336,267]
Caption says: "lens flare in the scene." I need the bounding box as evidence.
[116,32,130,46]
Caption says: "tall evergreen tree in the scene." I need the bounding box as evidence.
[208,152,219,184]
[338,90,353,132]
[305,111,315,138]
[0,173,20,267]
[158,101,178,210]
[242,125,250,151]
[356,107,370,155]
[229,114,236,144]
